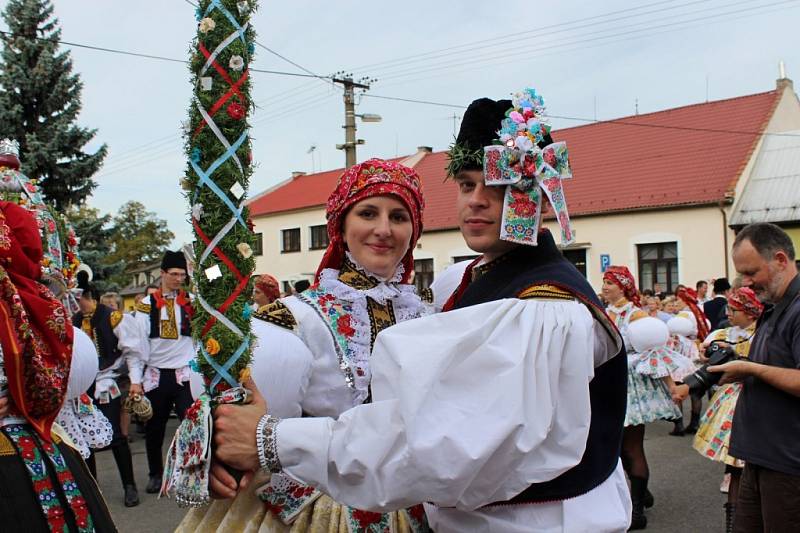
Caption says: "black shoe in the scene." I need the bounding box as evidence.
[724,502,735,533]
[685,414,700,434]
[669,423,685,436]
[124,485,140,507]
[644,488,654,509]
[145,475,161,494]
[629,476,649,530]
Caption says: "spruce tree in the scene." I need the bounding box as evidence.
[0,0,107,209]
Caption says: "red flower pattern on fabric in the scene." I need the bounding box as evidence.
[351,509,384,528]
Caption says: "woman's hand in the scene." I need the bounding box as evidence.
[671,383,690,404]
[0,396,10,419]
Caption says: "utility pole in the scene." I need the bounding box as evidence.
[332,73,378,167]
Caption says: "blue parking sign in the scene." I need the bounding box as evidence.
[600,254,611,272]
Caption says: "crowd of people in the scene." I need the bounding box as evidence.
[0,86,798,533]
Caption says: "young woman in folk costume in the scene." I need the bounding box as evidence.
[179,158,432,532]
[674,287,762,533]
[666,287,711,436]
[0,201,117,532]
[602,266,683,530]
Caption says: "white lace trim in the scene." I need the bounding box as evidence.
[314,255,429,403]
[55,398,113,459]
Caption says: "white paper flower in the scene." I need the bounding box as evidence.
[515,136,534,152]
[199,17,216,34]
[192,203,204,220]
[229,55,244,71]
[237,242,253,259]
[237,1,249,14]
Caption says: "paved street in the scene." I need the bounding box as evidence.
[97,417,727,532]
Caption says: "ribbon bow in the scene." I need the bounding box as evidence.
[482,88,575,246]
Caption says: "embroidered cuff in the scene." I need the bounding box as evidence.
[257,414,282,473]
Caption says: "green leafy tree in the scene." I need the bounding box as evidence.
[107,201,175,280]
[0,0,107,209]
[66,205,125,292]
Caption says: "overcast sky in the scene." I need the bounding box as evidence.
[3,0,798,244]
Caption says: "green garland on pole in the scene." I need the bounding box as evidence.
[184,0,257,394]
[161,0,258,507]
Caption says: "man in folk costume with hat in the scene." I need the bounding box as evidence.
[125,249,197,494]
[212,89,631,531]
[72,282,142,507]
[0,199,117,531]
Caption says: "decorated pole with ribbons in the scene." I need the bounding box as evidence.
[162,0,258,507]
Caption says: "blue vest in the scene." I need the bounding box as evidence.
[453,231,627,504]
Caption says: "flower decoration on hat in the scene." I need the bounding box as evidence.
[483,87,575,246]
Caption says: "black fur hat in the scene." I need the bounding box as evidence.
[447,98,511,176]
[161,250,187,272]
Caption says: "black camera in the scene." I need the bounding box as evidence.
[683,341,738,393]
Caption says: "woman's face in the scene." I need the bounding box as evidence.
[342,195,413,279]
[602,278,624,304]
[726,306,755,328]
[253,286,269,308]
[646,297,660,313]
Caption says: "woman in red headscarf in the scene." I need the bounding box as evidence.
[252,274,280,311]
[179,159,431,532]
[0,201,118,532]
[602,266,683,530]
[674,287,763,531]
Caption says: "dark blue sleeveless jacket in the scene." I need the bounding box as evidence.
[453,231,627,504]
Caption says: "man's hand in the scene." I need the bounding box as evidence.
[672,383,690,404]
[708,359,760,385]
[129,383,144,397]
[213,379,268,472]
[209,461,254,499]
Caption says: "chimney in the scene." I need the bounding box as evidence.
[777,60,793,91]
[416,146,433,153]
[291,171,307,179]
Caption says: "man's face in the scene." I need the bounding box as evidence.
[78,293,96,315]
[732,239,786,303]
[454,169,516,261]
[162,268,187,292]
[697,282,707,298]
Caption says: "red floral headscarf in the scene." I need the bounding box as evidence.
[315,158,424,283]
[727,287,763,319]
[603,265,641,308]
[0,202,73,441]
[255,274,280,302]
[677,287,710,340]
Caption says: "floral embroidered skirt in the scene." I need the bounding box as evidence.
[177,471,430,533]
[625,355,682,427]
[692,382,744,468]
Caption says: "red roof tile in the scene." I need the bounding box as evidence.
[251,90,781,230]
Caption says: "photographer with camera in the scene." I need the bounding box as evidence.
[674,287,762,531]
[710,223,800,532]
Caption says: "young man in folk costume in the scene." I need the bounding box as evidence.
[73,284,142,507]
[212,90,632,532]
[126,250,197,494]
[0,201,118,532]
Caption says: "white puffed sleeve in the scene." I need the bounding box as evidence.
[275,298,596,512]
[430,260,471,312]
[67,327,98,399]
[121,311,151,384]
[249,319,313,419]
[629,316,670,353]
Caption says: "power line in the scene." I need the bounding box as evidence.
[0,29,329,79]
[350,0,718,75]
[364,93,800,138]
[373,0,797,83]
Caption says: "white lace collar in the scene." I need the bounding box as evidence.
[306,254,429,404]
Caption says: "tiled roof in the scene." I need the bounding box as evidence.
[250,90,781,230]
